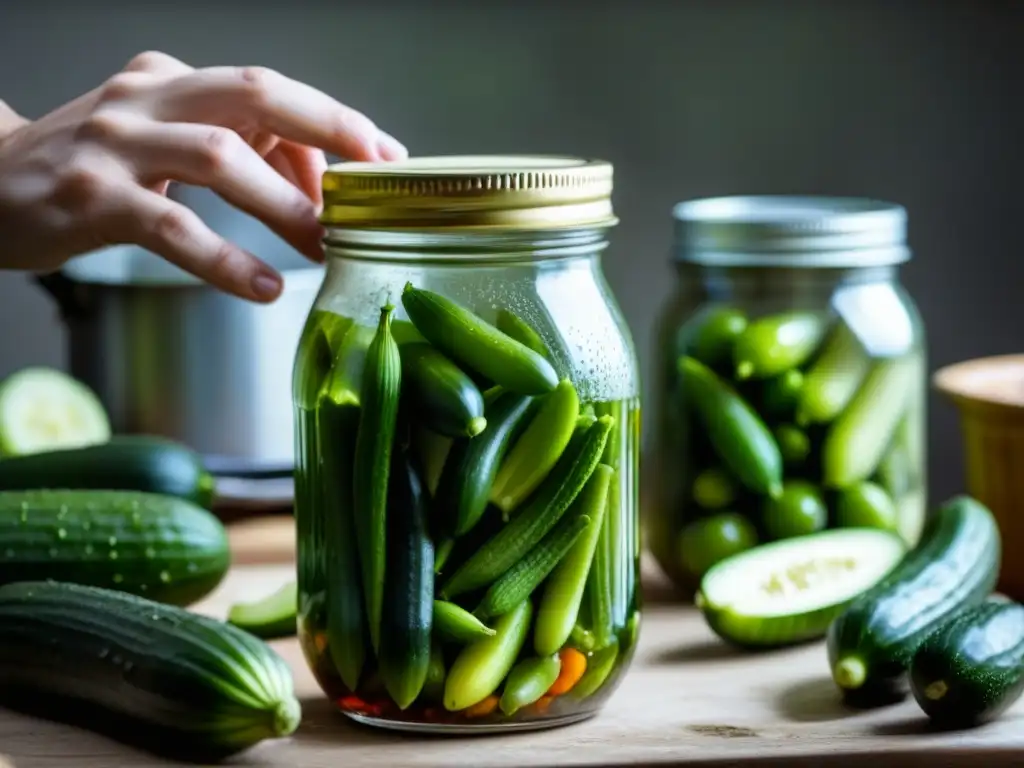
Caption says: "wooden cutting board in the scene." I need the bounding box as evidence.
[3,551,1024,766]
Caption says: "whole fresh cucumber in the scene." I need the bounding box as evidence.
[400,341,487,438]
[827,496,1001,696]
[796,322,870,426]
[0,435,216,508]
[677,512,759,580]
[490,379,580,515]
[378,448,434,710]
[292,309,353,409]
[821,358,915,489]
[401,283,558,396]
[679,356,783,498]
[732,312,826,380]
[0,581,300,761]
[499,654,561,715]
[352,304,402,652]
[910,599,1024,727]
[0,489,229,606]
[433,600,496,643]
[682,306,748,372]
[434,390,534,538]
[762,480,828,541]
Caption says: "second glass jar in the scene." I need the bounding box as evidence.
[648,196,927,596]
[292,157,640,733]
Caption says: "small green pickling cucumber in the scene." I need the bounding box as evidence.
[679,356,783,498]
[796,323,870,426]
[692,467,738,510]
[571,641,620,699]
[733,312,826,381]
[496,308,551,359]
[421,642,447,704]
[293,309,353,409]
[444,599,533,711]
[401,284,558,395]
[499,655,562,715]
[774,424,811,466]
[391,318,427,345]
[490,379,580,515]
[440,416,612,598]
[474,514,591,621]
[762,481,828,540]
[682,306,748,371]
[378,449,434,710]
[400,342,487,438]
[535,465,613,656]
[821,358,915,489]
[352,304,402,652]
[434,390,534,537]
[433,600,496,643]
[677,512,759,579]
[836,481,899,532]
[760,369,804,419]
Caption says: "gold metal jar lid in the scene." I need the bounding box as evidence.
[321,155,617,230]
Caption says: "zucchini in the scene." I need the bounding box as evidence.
[827,496,1001,695]
[400,342,487,438]
[0,367,112,457]
[821,358,915,489]
[534,465,613,656]
[909,599,1024,727]
[433,599,496,643]
[0,580,300,760]
[681,306,748,372]
[499,654,561,715]
[352,304,402,652]
[697,527,906,648]
[0,436,216,508]
[679,356,783,498]
[440,415,612,598]
[490,378,580,515]
[474,513,591,621]
[796,323,870,426]
[732,312,826,381]
[444,598,533,711]
[434,390,534,538]
[495,308,551,359]
[318,393,366,692]
[378,448,434,710]
[401,283,558,396]
[228,580,297,640]
[0,489,229,606]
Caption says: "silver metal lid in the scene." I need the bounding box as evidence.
[672,196,910,267]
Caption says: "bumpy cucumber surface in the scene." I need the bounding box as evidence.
[679,356,782,498]
[910,599,1024,727]
[401,284,558,396]
[400,341,487,438]
[0,580,300,760]
[0,435,216,508]
[827,496,1001,695]
[0,489,230,606]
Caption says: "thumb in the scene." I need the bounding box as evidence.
[0,100,29,138]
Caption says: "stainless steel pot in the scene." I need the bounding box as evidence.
[34,186,324,479]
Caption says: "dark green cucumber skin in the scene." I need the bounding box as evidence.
[0,489,230,606]
[400,342,486,438]
[318,399,366,692]
[910,600,1024,727]
[0,580,298,761]
[0,436,216,508]
[401,284,559,396]
[827,496,1001,693]
[434,391,534,537]
[379,449,434,710]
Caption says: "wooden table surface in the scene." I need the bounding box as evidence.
[3,519,1024,767]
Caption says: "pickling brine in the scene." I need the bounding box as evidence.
[293,156,640,733]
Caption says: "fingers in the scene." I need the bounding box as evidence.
[153,65,408,162]
[0,100,29,138]
[266,141,328,210]
[121,51,194,77]
[108,186,284,302]
[112,119,323,261]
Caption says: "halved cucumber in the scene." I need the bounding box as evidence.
[228,580,298,640]
[696,528,906,648]
[0,368,111,457]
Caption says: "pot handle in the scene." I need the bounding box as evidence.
[33,271,93,321]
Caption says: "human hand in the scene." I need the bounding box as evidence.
[0,51,407,302]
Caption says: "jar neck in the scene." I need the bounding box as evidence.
[322,226,610,266]
[676,262,899,303]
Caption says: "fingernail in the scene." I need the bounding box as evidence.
[252,269,283,301]
[376,131,408,161]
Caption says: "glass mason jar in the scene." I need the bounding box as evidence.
[292,156,641,733]
[648,196,927,596]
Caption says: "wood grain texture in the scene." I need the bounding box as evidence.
[3,562,1024,767]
